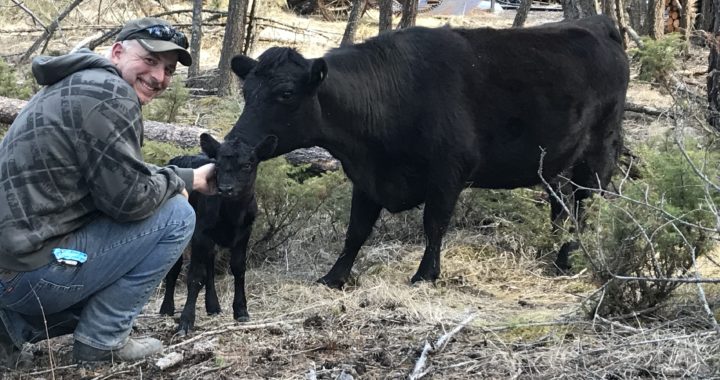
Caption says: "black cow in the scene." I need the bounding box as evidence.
[159,133,277,334]
[225,15,629,288]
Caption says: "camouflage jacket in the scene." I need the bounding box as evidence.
[0,49,194,271]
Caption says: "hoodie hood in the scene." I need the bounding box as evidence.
[32,48,120,86]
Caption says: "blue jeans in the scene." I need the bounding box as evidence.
[0,195,194,351]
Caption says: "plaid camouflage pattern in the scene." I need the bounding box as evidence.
[0,53,188,271]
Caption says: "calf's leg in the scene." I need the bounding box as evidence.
[159,255,183,316]
[230,226,253,322]
[178,234,215,335]
[318,188,382,289]
[204,248,220,316]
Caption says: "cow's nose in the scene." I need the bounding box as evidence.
[217,185,233,195]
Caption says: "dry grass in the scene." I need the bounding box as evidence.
[2,3,720,380]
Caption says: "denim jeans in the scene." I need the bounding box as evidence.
[0,195,195,351]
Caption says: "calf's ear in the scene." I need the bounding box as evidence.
[200,133,221,159]
[231,55,258,80]
[309,58,328,89]
[254,135,278,160]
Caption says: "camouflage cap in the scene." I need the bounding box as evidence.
[115,17,192,66]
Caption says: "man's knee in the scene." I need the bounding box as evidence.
[161,195,196,242]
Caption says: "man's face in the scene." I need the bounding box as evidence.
[110,40,178,105]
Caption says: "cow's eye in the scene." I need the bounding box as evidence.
[277,90,293,102]
[241,163,252,171]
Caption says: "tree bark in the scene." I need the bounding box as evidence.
[217,0,249,97]
[701,0,714,31]
[627,0,646,32]
[615,0,630,49]
[644,0,665,38]
[679,0,695,40]
[398,0,418,29]
[562,0,581,19]
[188,0,203,79]
[341,0,367,46]
[513,0,533,27]
[379,0,394,33]
[578,0,598,16]
[707,0,720,130]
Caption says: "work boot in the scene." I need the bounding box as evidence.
[0,318,32,369]
[73,337,163,363]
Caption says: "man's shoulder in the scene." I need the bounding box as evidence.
[62,68,137,103]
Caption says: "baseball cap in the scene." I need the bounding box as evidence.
[115,17,192,66]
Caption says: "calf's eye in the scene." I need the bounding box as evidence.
[277,91,293,102]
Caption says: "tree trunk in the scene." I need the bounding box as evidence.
[513,0,533,27]
[379,0,393,33]
[602,0,615,19]
[701,0,714,31]
[644,0,665,38]
[244,0,260,55]
[563,0,581,19]
[578,0,598,16]
[615,0,630,48]
[341,0,367,46]
[707,0,720,130]
[627,0,646,31]
[217,0,249,97]
[398,0,418,29]
[679,0,696,39]
[188,0,203,79]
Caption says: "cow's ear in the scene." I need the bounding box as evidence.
[231,55,257,80]
[309,58,328,88]
[254,135,278,160]
[200,133,221,159]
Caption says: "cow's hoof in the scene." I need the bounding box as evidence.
[158,305,174,316]
[317,276,345,290]
[176,322,193,336]
[234,313,250,323]
[410,273,438,284]
[207,310,221,316]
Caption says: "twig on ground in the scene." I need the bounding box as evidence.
[166,318,304,350]
[409,312,477,380]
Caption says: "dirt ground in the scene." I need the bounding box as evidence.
[2,3,720,380]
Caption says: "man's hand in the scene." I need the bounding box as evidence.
[192,163,217,195]
[180,188,189,199]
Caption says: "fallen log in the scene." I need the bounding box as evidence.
[0,95,340,172]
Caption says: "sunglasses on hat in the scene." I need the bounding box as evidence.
[128,25,189,49]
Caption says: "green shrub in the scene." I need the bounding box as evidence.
[143,79,190,123]
[632,33,686,83]
[142,140,199,166]
[583,139,720,316]
[0,59,34,100]
[251,158,351,259]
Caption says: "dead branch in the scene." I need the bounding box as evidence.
[166,318,304,350]
[625,101,665,117]
[409,312,477,380]
[19,0,86,64]
[10,0,48,32]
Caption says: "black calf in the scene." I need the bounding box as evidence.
[159,133,277,335]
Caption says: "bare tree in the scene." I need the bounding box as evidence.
[341,0,367,46]
[707,0,720,129]
[188,0,203,79]
[398,0,418,28]
[18,0,86,63]
[379,0,393,33]
[562,0,581,19]
[513,0,533,27]
[217,0,250,96]
[644,0,665,38]
[701,0,714,31]
[615,0,630,48]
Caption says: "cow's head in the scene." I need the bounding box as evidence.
[199,133,278,197]
[227,47,328,156]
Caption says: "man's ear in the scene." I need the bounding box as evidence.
[200,133,221,159]
[108,42,125,65]
[231,55,258,80]
[254,135,278,161]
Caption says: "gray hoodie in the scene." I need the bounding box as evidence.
[0,49,194,271]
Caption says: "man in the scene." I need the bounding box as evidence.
[0,18,214,367]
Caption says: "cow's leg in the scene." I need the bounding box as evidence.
[178,234,214,335]
[412,186,462,284]
[229,227,253,322]
[547,178,577,273]
[318,188,382,289]
[159,255,183,316]
[204,247,220,316]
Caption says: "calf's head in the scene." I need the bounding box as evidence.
[200,133,278,197]
[228,47,328,156]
